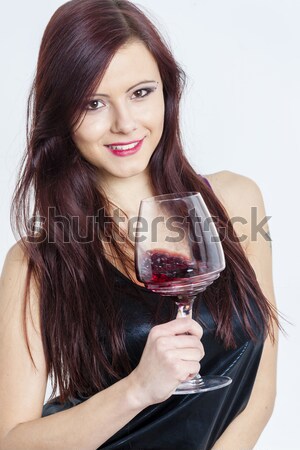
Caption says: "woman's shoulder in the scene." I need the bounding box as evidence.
[205,170,264,211]
[1,240,29,278]
[3,239,28,262]
[205,169,261,193]
[0,240,37,308]
[204,170,266,249]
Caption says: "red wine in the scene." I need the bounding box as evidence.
[137,249,220,295]
[139,249,203,282]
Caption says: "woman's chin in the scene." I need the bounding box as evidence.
[102,162,150,181]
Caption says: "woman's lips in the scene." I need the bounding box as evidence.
[105,138,145,157]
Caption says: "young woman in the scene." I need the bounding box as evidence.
[0,1,278,449]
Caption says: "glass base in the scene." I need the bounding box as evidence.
[173,374,232,394]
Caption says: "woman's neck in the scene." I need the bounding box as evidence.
[100,172,155,220]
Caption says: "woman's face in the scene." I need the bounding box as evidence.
[72,40,165,185]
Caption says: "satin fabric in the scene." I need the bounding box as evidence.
[43,264,264,450]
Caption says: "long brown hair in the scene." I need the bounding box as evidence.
[12,0,278,403]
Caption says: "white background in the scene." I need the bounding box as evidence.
[0,1,299,448]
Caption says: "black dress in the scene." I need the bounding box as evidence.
[42,263,265,450]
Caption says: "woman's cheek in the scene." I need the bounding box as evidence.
[75,119,107,145]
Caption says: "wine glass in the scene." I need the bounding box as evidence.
[134,192,232,394]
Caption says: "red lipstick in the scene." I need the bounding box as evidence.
[105,138,145,157]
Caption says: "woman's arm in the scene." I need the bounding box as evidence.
[0,243,143,450]
[0,243,204,450]
[207,171,278,450]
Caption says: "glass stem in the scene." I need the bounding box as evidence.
[175,294,204,387]
[175,295,196,318]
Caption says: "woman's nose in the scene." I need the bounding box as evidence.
[110,102,137,134]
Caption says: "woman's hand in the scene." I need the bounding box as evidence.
[127,317,204,407]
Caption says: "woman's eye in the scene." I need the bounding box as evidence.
[87,100,105,111]
[132,88,154,99]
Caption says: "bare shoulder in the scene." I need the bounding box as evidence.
[0,239,39,326]
[205,170,263,212]
[1,240,26,279]
[205,170,269,249]
[2,239,28,267]
[1,240,41,328]
[1,240,32,295]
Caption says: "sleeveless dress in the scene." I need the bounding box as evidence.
[42,178,265,450]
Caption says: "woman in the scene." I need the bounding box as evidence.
[0,0,278,449]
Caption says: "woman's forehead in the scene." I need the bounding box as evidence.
[94,41,161,94]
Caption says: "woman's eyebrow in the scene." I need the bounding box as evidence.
[93,80,158,97]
